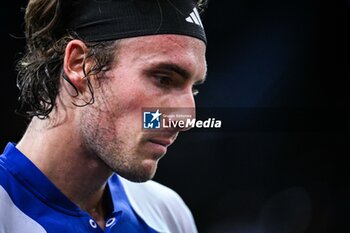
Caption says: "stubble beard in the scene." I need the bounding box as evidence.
[79,107,157,183]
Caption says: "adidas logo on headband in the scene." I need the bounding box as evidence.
[185,7,204,28]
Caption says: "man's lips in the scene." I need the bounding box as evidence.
[148,138,173,147]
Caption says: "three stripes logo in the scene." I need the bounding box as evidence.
[185,7,204,28]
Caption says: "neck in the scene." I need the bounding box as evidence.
[17,117,113,226]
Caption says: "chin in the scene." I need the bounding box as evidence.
[116,159,158,183]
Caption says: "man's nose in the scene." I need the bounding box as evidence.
[175,90,195,108]
[172,90,196,132]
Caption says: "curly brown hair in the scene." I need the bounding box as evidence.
[16,0,208,119]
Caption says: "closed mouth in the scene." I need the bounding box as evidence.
[148,138,172,147]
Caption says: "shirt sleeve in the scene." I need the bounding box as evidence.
[119,177,198,233]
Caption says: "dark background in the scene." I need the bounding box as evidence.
[1,1,348,233]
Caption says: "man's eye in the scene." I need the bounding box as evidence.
[155,76,172,86]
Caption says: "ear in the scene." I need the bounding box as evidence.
[63,40,92,93]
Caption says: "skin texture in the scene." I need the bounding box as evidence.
[16,34,207,229]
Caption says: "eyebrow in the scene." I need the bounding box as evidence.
[151,62,207,85]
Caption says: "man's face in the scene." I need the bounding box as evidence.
[78,35,207,182]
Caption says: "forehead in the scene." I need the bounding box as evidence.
[115,34,207,75]
[118,34,206,53]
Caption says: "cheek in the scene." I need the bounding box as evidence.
[96,86,148,131]
[100,69,167,115]
[113,84,158,113]
[115,89,149,115]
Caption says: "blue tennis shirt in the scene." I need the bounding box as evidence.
[0,143,198,233]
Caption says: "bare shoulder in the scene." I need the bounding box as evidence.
[119,176,198,233]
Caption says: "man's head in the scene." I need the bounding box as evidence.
[17,0,208,182]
